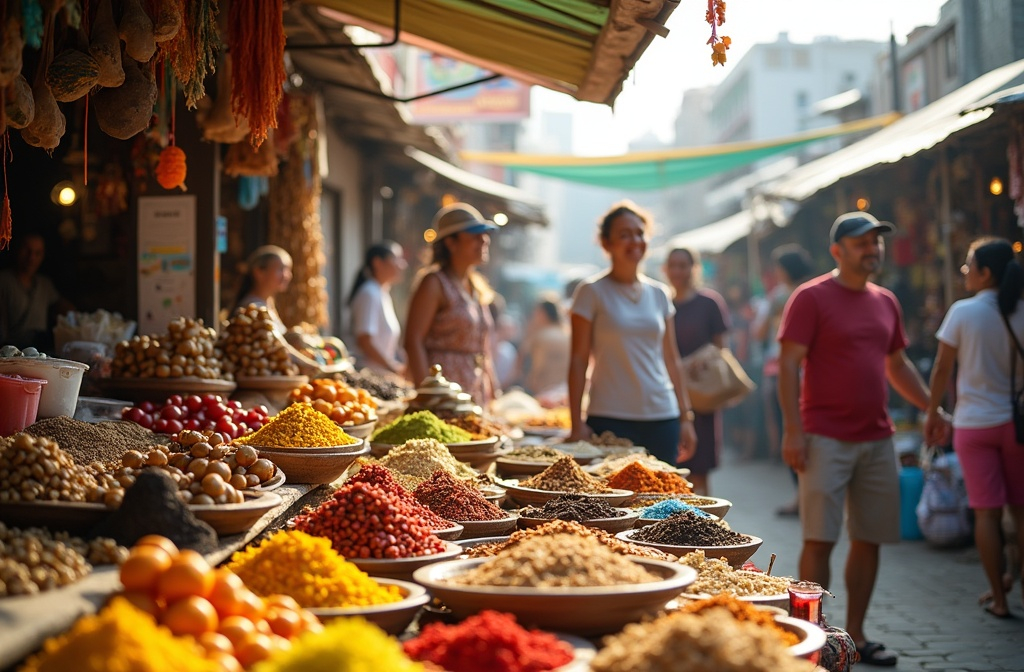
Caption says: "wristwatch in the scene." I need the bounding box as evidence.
[681,409,696,422]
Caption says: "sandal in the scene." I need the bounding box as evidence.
[856,641,898,667]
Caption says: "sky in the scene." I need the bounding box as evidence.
[534,0,948,154]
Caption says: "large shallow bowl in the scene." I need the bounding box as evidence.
[433,523,465,541]
[448,446,511,471]
[412,557,697,636]
[257,443,370,484]
[517,508,640,535]
[500,480,633,508]
[454,536,511,555]
[457,515,519,539]
[634,511,721,529]
[494,457,559,479]
[680,588,791,613]
[308,578,428,635]
[350,541,463,581]
[615,529,763,568]
[777,615,828,660]
[339,420,377,440]
[190,491,284,535]
[247,437,364,456]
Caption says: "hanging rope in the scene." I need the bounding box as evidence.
[1,131,12,251]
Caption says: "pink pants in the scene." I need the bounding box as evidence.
[953,422,1024,509]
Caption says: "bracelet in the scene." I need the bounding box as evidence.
[681,409,695,422]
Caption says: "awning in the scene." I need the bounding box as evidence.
[661,202,787,255]
[304,0,678,105]
[405,147,548,226]
[765,59,1024,203]
[460,113,900,191]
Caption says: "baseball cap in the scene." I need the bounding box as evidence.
[432,203,498,239]
[830,212,895,243]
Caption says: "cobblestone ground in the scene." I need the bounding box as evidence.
[713,451,1024,671]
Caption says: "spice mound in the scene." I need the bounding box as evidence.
[504,445,568,463]
[434,410,510,440]
[518,456,611,494]
[347,463,452,529]
[252,617,425,672]
[291,479,448,560]
[606,461,692,494]
[520,494,626,522]
[1,523,127,596]
[632,511,749,547]
[236,402,358,447]
[452,533,658,588]
[681,550,793,597]
[372,410,474,445]
[681,594,799,646]
[466,519,675,561]
[414,470,507,522]
[23,417,163,468]
[588,452,678,478]
[19,597,219,672]
[404,610,573,672]
[378,438,479,488]
[225,530,402,608]
[590,607,816,672]
[640,499,712,520]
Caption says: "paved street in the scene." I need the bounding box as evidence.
[712,450,1024,671]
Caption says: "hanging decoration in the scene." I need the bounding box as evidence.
[21,0,65,152]
[89,0,124,87]
[1,3,25,87]
[118,0,156,63]
[200,52,248,143]
[162,0,217,109]
[706,0,730,66]
[228,0,285,148]
[155,69,186,192]
[22,0,44,50]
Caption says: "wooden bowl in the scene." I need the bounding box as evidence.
[433,523,465,541]
[516,508,639,535]
[247,438,364,456]
[615,530,763,568]
[190,491,284,535]
[412,557,697,636]
[500,480,633,508]
[494,457,559,479]
[258,444,370,484]
[349,541,463,581]
[339,420,377,440]
[307,578,428,635]
[456,515,519,539]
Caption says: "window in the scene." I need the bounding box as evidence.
[764,48,782,68]
[793,49,810,68]
[941,29,958,79]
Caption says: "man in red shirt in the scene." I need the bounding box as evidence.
[778,212,951,667]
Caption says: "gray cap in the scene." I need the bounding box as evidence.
[830,212,895,243]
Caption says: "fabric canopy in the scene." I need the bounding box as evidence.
[460,113,900,191]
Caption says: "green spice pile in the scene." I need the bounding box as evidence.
[378,438,479,488]
[372,410,474,445]
[520,494,626,522]
[632,511,748,547]
[414,470,507,522]
[465,520,674,561]
[504,445,568,462]
[519,456,611,493]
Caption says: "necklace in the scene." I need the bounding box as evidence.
[614,278,643,303]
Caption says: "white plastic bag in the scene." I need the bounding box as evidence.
[915,447,971,547]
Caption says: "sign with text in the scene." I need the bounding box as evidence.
[137,195,196,335]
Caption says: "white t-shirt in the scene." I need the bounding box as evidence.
[571,272,679,421]
[350,279,401,369]
[936,289,1024,428]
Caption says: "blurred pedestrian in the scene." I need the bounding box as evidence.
[777,212,950,666]
[516,293,571,401]
[0,233,75,351]
[348,240,407,375]
[566,200,696,466]
[924,237,1024,618]
[664,246,730,495]
[232,245,293,332]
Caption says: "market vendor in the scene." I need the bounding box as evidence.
[0,233,75,351]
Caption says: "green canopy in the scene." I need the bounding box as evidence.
[461,113,900,190]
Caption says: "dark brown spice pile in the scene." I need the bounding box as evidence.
[23,417,164,467]
[520,494,626,521]
[631,511,748,547]
[339,368,411,401]
[414,470,507,521]
[519,456,611,493]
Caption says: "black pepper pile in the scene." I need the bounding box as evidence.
[631,510,749,547]
[414,470,508,522]
[23,417,164,467]
[520,494,626,522]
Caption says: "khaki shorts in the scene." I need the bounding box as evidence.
[799,434,900,545]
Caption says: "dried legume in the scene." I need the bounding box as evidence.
[414,470,507,521]
[347,463,452,529]
[680,595,800,646]
[519,456,611,493]
[520,494,625,522]
[404,610,573,672]
[640,499,711,520]
[225,530,402,608]
[606,462,692,494]
[0,433,102,503]
[452,533,658,587]
[632,511,748,547]
[253,617,424,672]
[680,550,793,597]
[465,520,675,561]
[372,410,473,445]
[237,402,358,447]
[0,523,127,596]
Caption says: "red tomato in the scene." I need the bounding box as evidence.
[245,410,263,425]
[184,418,201,431]
[206,405,228,421]
[153,419,170,434]
[138,412,155,430]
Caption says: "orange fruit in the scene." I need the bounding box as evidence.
[197,631,234,656]
[235,589,266,623]
[133,535,179,557]
[119,546,172,593]
[235,632,274,669]
[218,615,257,647]
[207,569,247,617]
[264,606,303,639]
[119,590,162,617]
[161,595,219,637]
[156,549,214,603]
[301,610,323,634]
[263,594,300,612]
[205,651,244,672]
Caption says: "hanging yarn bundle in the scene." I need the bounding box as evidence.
[155,145,186,190]
[228,0,285,148]
[162,0,217,109]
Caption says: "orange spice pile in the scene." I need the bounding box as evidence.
[680,593,799,646]
[606,461,692,494]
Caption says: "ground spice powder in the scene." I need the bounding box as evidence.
[681,595,800,646]
[403,610,574,672]
[414,470,507,521]
[606,462,692,494]
[23,418,162,467]
[520,494,625,522]
[253,617,424,672]
[237,403,357,447]
[371,410,473,445]
[466,519,675,561]
[348,463,452,529]
[519,456,611,493]
[632,510,748,547]
[378,438,479,485]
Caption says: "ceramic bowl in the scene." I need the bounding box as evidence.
[349,541,463,581]
[433,523,465,541]
[257,443,370,484]
[456,515,519,539]
[516,508,640,535]
[630,494,733,520]
[634,512,721,529]
[615,529,763,568]
[247,437,365,456]
[339,420,377,440]
[777,615,828,659]
[307,578,429,635]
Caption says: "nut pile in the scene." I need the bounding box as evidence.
[520,494,626,522]
[632,511,749,547]
[219,304,300,376]
[111,317,226,379]
[519,456,611,493]
[0,523,127,596]
[466,520,675,561]
[287,378,377,426]
[681,550,793,596]
[0,433,103,504]
[451,533,658,588]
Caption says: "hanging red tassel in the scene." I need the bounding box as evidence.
[0,131,11,251]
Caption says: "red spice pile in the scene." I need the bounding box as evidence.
[414,470,507,522]
[403,610,574,672]
[349,463,452,529]
[291,479,448,559]
[606,461,692,494]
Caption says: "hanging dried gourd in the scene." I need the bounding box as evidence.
[1,4,25,87]
[155,145,186,190]
[92,55,157,139]
[90,0,124,87]
[162,0,217,109]
[22,0,66,152]
[151,0,182,43]
[227,0,285,148]
[119,0,156,63]
[46,49,100,102]
[4,75,35,129]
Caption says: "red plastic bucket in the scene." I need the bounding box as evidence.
[0,374,48,436]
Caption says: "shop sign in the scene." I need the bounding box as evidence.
[137,195,196,334]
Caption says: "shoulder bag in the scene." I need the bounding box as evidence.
[679,343,756,414]
[998,311,1024,443]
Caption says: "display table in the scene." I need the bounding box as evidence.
[0,483,325,670]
